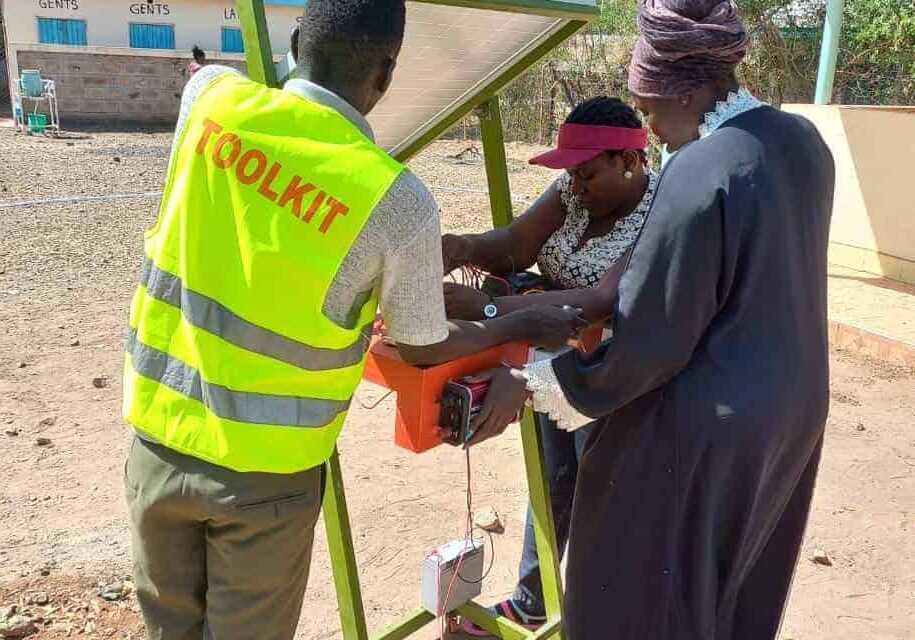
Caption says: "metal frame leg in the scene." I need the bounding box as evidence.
[237,0,279,88]
[323,448,371,640]
[477,96,514,228]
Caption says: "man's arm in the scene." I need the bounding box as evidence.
[398,306,583,367]
[377,173,582,367]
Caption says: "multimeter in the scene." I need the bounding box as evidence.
[438,378,492,445]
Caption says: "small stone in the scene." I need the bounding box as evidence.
[17,362,27,369]
[473,507,504,534]
[35,438,53,447]
[811,548,832,566]
[99,581,129,602]
[69,339,80,347]
[27,593,48,606]
[855,423,866,432]
[91,377,108,389]
[39,417,56,427]
[112,157,121,163]
[4,429,19,437]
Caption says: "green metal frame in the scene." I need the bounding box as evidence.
[477,97,514,227]
[237,0,595,636]
[410,0,597,21]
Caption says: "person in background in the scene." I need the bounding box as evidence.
[467,0,836,637]
[123,2,583,639]
[188,45,206,76]
[445,96,657,635]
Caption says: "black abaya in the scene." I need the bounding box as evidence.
[551,106,836,639]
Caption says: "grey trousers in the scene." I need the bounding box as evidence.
[125,435,324,640]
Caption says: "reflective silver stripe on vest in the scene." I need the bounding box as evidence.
[139,258,372,371]
[126,329,349,428]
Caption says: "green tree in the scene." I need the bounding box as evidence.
[492,0,915,145]
[838,0,915,103]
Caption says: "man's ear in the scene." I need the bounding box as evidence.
[377,56,397,95]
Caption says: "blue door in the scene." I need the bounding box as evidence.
[129,23,176,50]
[37,18,88,46]
[221,27,245,54]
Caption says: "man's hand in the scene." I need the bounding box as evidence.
[443,283,489,320]
[520,305,587,351]
[442,234,474,274]
[467,367,530,446]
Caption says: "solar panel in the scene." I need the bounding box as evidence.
[239,1,596,157]
[371,1,597,156]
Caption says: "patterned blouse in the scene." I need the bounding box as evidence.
[524,88,766,432]
[536,171,658,289]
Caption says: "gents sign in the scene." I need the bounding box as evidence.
[38,0,79,9]
[196,118,351,234]
[129,2,170,15]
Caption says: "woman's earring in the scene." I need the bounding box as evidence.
[624,170,634,180]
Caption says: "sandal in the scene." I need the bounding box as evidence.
[459,599,545,637]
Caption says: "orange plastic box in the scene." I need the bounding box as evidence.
[362,324,605,453]
[362,337,529,453]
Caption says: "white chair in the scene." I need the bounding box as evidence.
[13,69,61,135]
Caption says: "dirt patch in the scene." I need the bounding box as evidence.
[0,575,142,639]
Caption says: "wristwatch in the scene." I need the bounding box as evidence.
[483,297,498,319]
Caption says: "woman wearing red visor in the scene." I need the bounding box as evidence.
[444,97,657,634]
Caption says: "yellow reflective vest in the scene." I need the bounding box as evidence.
[123,73,403,473]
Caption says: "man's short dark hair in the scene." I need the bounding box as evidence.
[299,0,406,72]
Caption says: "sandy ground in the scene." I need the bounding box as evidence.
[1,125,913,639]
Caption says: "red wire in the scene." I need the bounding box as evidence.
[439,447,474,637]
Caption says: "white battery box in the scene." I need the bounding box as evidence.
[420,538,484,615]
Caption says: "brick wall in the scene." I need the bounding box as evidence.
[15,49,246,124]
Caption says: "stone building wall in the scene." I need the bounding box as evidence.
[16,49,245,124]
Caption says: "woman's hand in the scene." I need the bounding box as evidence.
[442,234,474,274]
[520,305,588,350]
[467,367,530,446]
[443,283,489,321]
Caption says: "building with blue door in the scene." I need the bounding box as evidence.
[2,0,305,122]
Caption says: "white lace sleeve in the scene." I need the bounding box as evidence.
[522,357,593,431]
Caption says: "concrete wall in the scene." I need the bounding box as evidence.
[17,47,244,123]
[784,104,915,286]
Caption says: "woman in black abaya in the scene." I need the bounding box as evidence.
[467,1,837,637]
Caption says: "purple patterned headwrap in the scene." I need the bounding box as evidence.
[628,0,750,98]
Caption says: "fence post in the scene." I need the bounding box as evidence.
[815,0,845,105]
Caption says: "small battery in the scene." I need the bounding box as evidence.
[420,538,485,615]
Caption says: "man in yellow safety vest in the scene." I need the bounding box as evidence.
[122,1,583,638]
